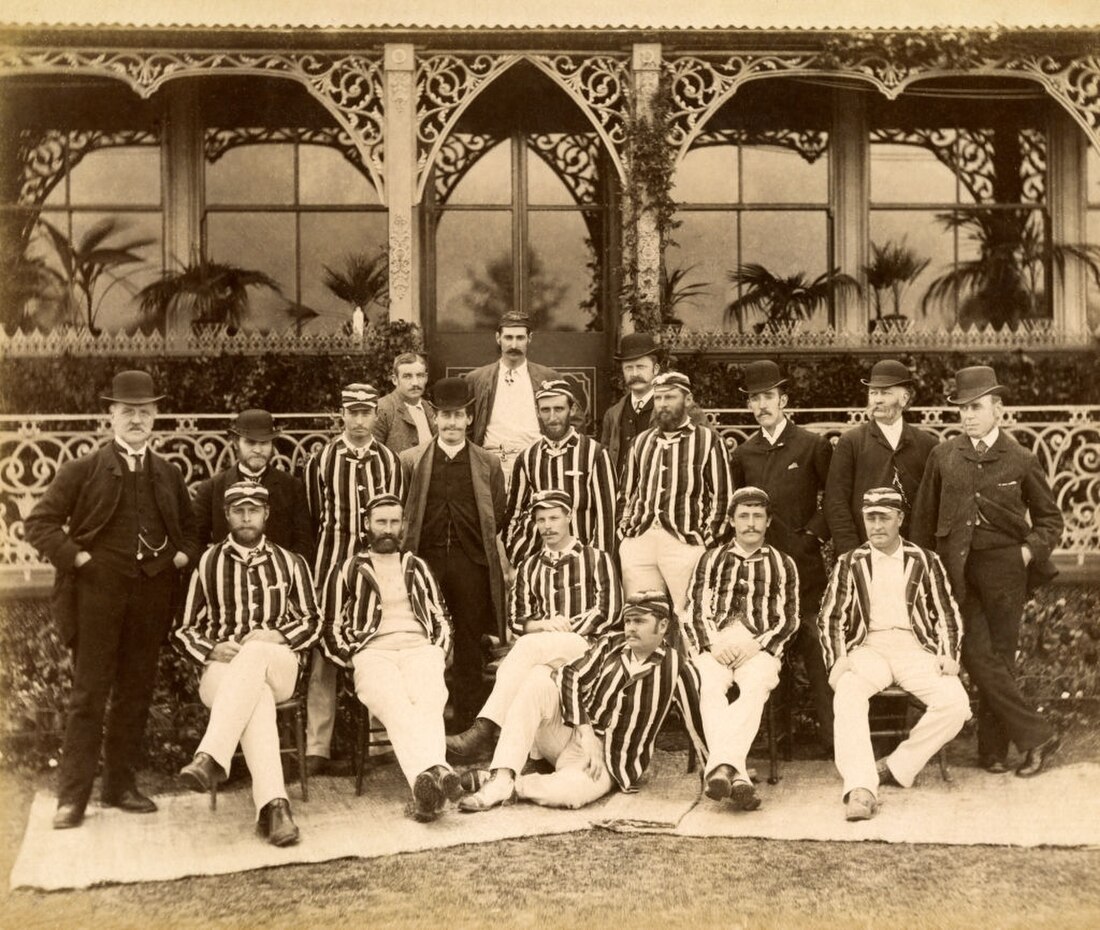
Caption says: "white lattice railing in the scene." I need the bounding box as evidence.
[1,407,1097,576]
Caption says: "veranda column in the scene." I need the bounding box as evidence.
[1048,108,1088,335]
[384,44,417,324]
[629,43,663,334]
[831,88,868,336]
[162,82,203,336]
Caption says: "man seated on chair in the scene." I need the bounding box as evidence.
[323,494,461,822]
[176,481,320,847]
[458,592,705,812]
[683,486,800,813]
[447,489,622,762]
[819,487,970,823]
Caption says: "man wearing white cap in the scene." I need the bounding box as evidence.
[820,487,969,822]
[685,486,800,812]
[503,379,617,566]
[303,382,405,773]
[447,489,622,761]
[618,370,732,618]
[176,481,320,846]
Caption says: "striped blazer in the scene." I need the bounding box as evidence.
[304,436,405,582]
[176,538,320,664]
[322,549,452,665]
[503,431,618,563]
[619,422,733,549]
[684,544,800,658]
[559,633,707,792]
[509,540,622,638]
[817,539,963,670]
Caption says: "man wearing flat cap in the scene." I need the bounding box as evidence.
[26,369,199,829]
[176,482,320,845]
[819,487,969,822]
[191,409,313,560]
[459,592,705,812]
[400,377,507,732]
[619,370,732,620]
[503,379,617,566]
[825,359,937,553]
[447,489,622,761]
[730,359,835,751]
[302,382,405,772]
[912,366,1063,778]
[684,486,800,812]
[601,333,704,477]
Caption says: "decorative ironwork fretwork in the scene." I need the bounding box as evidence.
[0,48,386,197]
[1020,128,1048,204]
[20,128,159,206]
[689,128,830,164]
[527,133,601,205]
[432,131,501,203]
[203,126,363,172]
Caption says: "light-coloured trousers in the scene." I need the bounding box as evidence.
[619,524,705,618]
[490,666,613,809]
[305,647,338,757]
[694,650,781,780]
[352,643,450,789]
[480,631,589,727]
[833,629,971,799]
[197,640,298,814]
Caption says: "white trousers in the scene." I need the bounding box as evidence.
[352,643,450,789]
[490,666,613,809]
[619,524,705,617]
[197,640,298,814]
[305,647,337,757]
[695,650,781,779]
[480,631,589,727]
[833,629,971,799]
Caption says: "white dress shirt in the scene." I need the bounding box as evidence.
[761,417,788,446]
[877,417,903,450]
[971,427,999,451]
[484,360,541,451]
[405,402,434,445]
[369,552,429,650]
[867,542,910,632]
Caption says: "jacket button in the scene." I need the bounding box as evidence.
[965,519,972,526]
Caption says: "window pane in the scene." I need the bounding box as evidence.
[1089,210,1100,330]
[871,142,958,204]
[869,211,957,326]
[69,146,161,207]
[666,211,737,330]
[206,144,294,205]
[445,140,511,205]
[671,147,737,204]
[527,211,600,331]
[1089,147,1100,207]
[526,134,601,206]
[70,211,162,331]
[299,145,379,205]
[738,211,830,330]
[299,212,388,329]
[205,212,295,326]
[435,210,512,329]
[742,145,827,204]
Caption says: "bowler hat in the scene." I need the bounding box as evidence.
[739,360,788,395]
[230,409,279,442]
[861,359,914,388]
[947,366,1005,405]
[615,332,661,362]
[497,311,531,332]
[433,377,474,411]
[101,370,164,405]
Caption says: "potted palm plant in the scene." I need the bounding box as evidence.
[725,263,860,335]
[863,238,930,333]
[660,262,710,338]
[322,250,390,336]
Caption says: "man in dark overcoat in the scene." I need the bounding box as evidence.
[25,370,198,828]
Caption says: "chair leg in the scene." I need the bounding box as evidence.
[938,747,951,782]
[355,704,368,797]
[295,703,309,802]
[209,780,217,812]
[686,743,697,775]
[767,695,780,785]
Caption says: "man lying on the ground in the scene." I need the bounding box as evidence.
[458,592,705,812]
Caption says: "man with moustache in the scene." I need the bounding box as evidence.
[176,482,320,845]
[400,377,507,731]
[825,359,937,554]
[601,333,705,477]
[730,360,834,751]
[618,371,732,619]
[26,370,198,828]
[302,383,405,774]
[324,495,461,822]
[191,409,314,559]
[447,489,622,761]
[911,366,1063,778]
[503,380,617,566]
[373,352,437,454]
[684,487,800,812]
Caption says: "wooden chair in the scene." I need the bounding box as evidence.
[869,686,951,781]
[352,701,394,796]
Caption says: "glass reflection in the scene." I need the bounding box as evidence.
[435,211,512,330]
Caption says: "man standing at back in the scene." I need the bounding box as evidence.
[373,352,437,454]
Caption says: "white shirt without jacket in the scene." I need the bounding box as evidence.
[483,360,541,451]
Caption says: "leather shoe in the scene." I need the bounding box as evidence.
[179,752,227,793]
[981,757,1010,774]
[304,755,329,777]
[876,758,903,787]
[704,763,736,802]
[53,803,85,829]
[101,787,157,814]
[845,788,878,822]
[257,799,300,846]
[431,765,464,803]
[446,718,500,762]
[459,768,491,794]
[412,769,445,822]
[729,776,761,812]
[1016,734,1061,778]
[458,770,516,812]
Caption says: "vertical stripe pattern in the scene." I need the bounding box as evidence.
[509,541,623,638]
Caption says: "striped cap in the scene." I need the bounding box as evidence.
[224,480,269,508]
[622,590,672,622]
[528,488,573,516]
[652,371,691,393]
[364,493,403,515]
[729,486,770,512]
[534,379,576,404]
[341,383,379,409]
[862,486,905,513]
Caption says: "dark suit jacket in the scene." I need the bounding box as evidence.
[466,359,585,445]
[600,395,705,476]
[372,389,437,455]
[399,439,508,638]
[190,463,314,561]
[824,419,938,554]
[731,420,832,608]
[910,430,1063,600]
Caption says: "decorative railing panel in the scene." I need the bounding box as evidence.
[2,407,1096,573]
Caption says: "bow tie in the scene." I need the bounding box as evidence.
[656,429,688,447]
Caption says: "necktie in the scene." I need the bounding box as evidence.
[129,452,144,473]
[976,440,988,455]
[505,369,515,386]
